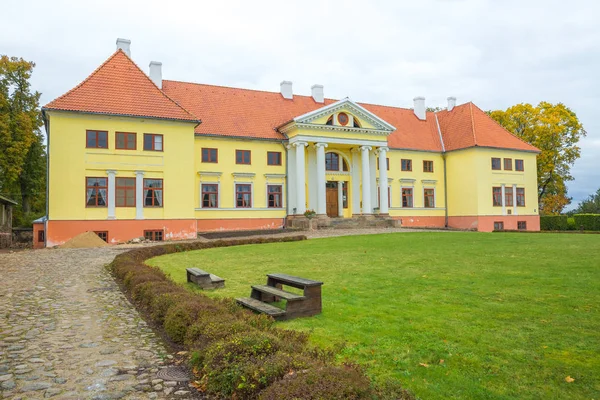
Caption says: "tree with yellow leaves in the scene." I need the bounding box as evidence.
[489,102,586,215]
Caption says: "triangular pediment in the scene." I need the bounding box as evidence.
[279,98,396,136]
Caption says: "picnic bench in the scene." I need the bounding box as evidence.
[186,267,225,290]
[236,273,323,320]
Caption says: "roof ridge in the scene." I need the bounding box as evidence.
[469,102,539,152]
[469,102,477,146]
[44,50,123,109]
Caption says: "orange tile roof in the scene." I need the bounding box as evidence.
[43,50,199,123]
[437,103,539,152]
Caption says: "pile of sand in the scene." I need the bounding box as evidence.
[60,231,109,248]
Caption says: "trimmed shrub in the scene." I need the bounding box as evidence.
[567,217,576,230]
[164,299,223,344]
[573,214,600,231]
[540,215,568,231]
[259,364,373,400]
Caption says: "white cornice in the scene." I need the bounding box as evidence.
[198,171,222,177]
[279,122,391,136]
[264,173,286,180]
[232,172,256,178]
[289,135,386,147]
[421,179,438,185]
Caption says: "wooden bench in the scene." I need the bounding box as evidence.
[186,267,225,290]
[237,273,323,320]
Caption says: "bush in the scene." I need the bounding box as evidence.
[540,215,568,231]
[573,214,600,231]
[567,217,576,230]
[164,299,223,344]
[259,364,373,400]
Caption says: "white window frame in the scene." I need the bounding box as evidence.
[423,187,436,209]
[266,183,284,209]
[199,181,221,209]
[401,186,414,208]
[234,181,254,209]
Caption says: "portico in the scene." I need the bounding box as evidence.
[279,98,395,220]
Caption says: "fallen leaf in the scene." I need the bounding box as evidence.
[565,376,575,383]
[419,363,429,368]
[439,359,445,364]
[177,351,188,355]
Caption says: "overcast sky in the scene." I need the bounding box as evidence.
[2,0,598,208]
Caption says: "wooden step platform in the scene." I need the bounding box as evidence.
[186,267,225,290]
[236,297,286,320]
[251,285,305,302]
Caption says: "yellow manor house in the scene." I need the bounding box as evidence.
[36,39,540,247]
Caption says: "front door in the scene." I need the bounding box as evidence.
[326,182,338,217]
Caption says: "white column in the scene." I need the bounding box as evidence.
[512,184,518,215]
[294,142,308,214]
[106,170,116,219]
[307,146,317,211]
[135,171,145,220]
[369,151,377,209]
[351,149,361,215]
[286,145,296,214]
[315,143,328,215]
[360,146,372,214]
[337,182,344,217]
[501,184,506,216]
[377,147,389,214]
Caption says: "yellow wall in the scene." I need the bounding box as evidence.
[47,111,197,220]
[446,148,539,216]
[386,150,446,214]
[194,137,287,219]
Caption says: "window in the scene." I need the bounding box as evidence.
[424,188,435,208]
[326,115,333,125]
[115,132,136,150]
[515,159,524,171]
[338,112,349,126]
[236,150,251,165]
[236,184,252,208]
[402,188,413,208]
[517,221,527,230]
[505,187,513,207]
[94,231,108,242]
[494,221,504,231]
[37,230,45,243]
[267,152,282,166]
[342,159,349,171]
[491,158,501,170]
[504,158,512,170]
[492,187,502,207]
[342,182,348,208]
[401,159,412,171]
[86,177,108,207]
[326,152,340,171]
[201,184,218,208]
[86,130,108,149]
[143,133,163,151]
[144,179,163,207]
[516,188,525,207]
[144,230,163,241]
[116,177,136,207]
[423,160,434,173]
[267,185,282,208]
[353,118,361,128]
[378,158,390,171]
[201,148,218,163]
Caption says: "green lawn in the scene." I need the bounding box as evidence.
[148,232,600,399]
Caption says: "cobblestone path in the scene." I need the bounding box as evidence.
[0,248,197,400]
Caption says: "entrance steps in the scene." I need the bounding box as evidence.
[286,215,400,230]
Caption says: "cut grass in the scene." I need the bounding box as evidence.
[148,232,600,399]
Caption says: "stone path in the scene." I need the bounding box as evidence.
[0,248,199,399]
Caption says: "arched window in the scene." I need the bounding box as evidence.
[325,152,339,171]
[342,159,349,171]
[353,117,361,128]
[325,115,333,126]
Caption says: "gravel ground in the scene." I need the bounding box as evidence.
[0,227,447,399]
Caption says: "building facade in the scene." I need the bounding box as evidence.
[40,39,540,247]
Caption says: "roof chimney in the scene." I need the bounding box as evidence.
[280,81,293,100]
[149,61,162,89]
[116,38,131,57]
[413,96,426,120]
[447,96,456,111]
[311,84,324,103]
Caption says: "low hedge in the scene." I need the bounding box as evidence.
[540,215,569,231]
[573,214,600,231]
[108,236,409,399]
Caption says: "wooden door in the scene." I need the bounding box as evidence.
[326,185,338,217]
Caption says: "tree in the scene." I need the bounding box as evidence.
[489,102,586,215]
[572,188,600,214]
[0,55,46,224]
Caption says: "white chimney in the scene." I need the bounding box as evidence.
[413,96,426,120]
[447,96,456,111]
[116,38,131,57]
[280,81,293,100]
[149,61,162,89]
[311,84,324,103]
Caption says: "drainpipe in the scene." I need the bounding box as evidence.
[282,140,289,228]
[443,154,448,228]
[43,110,49,247]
